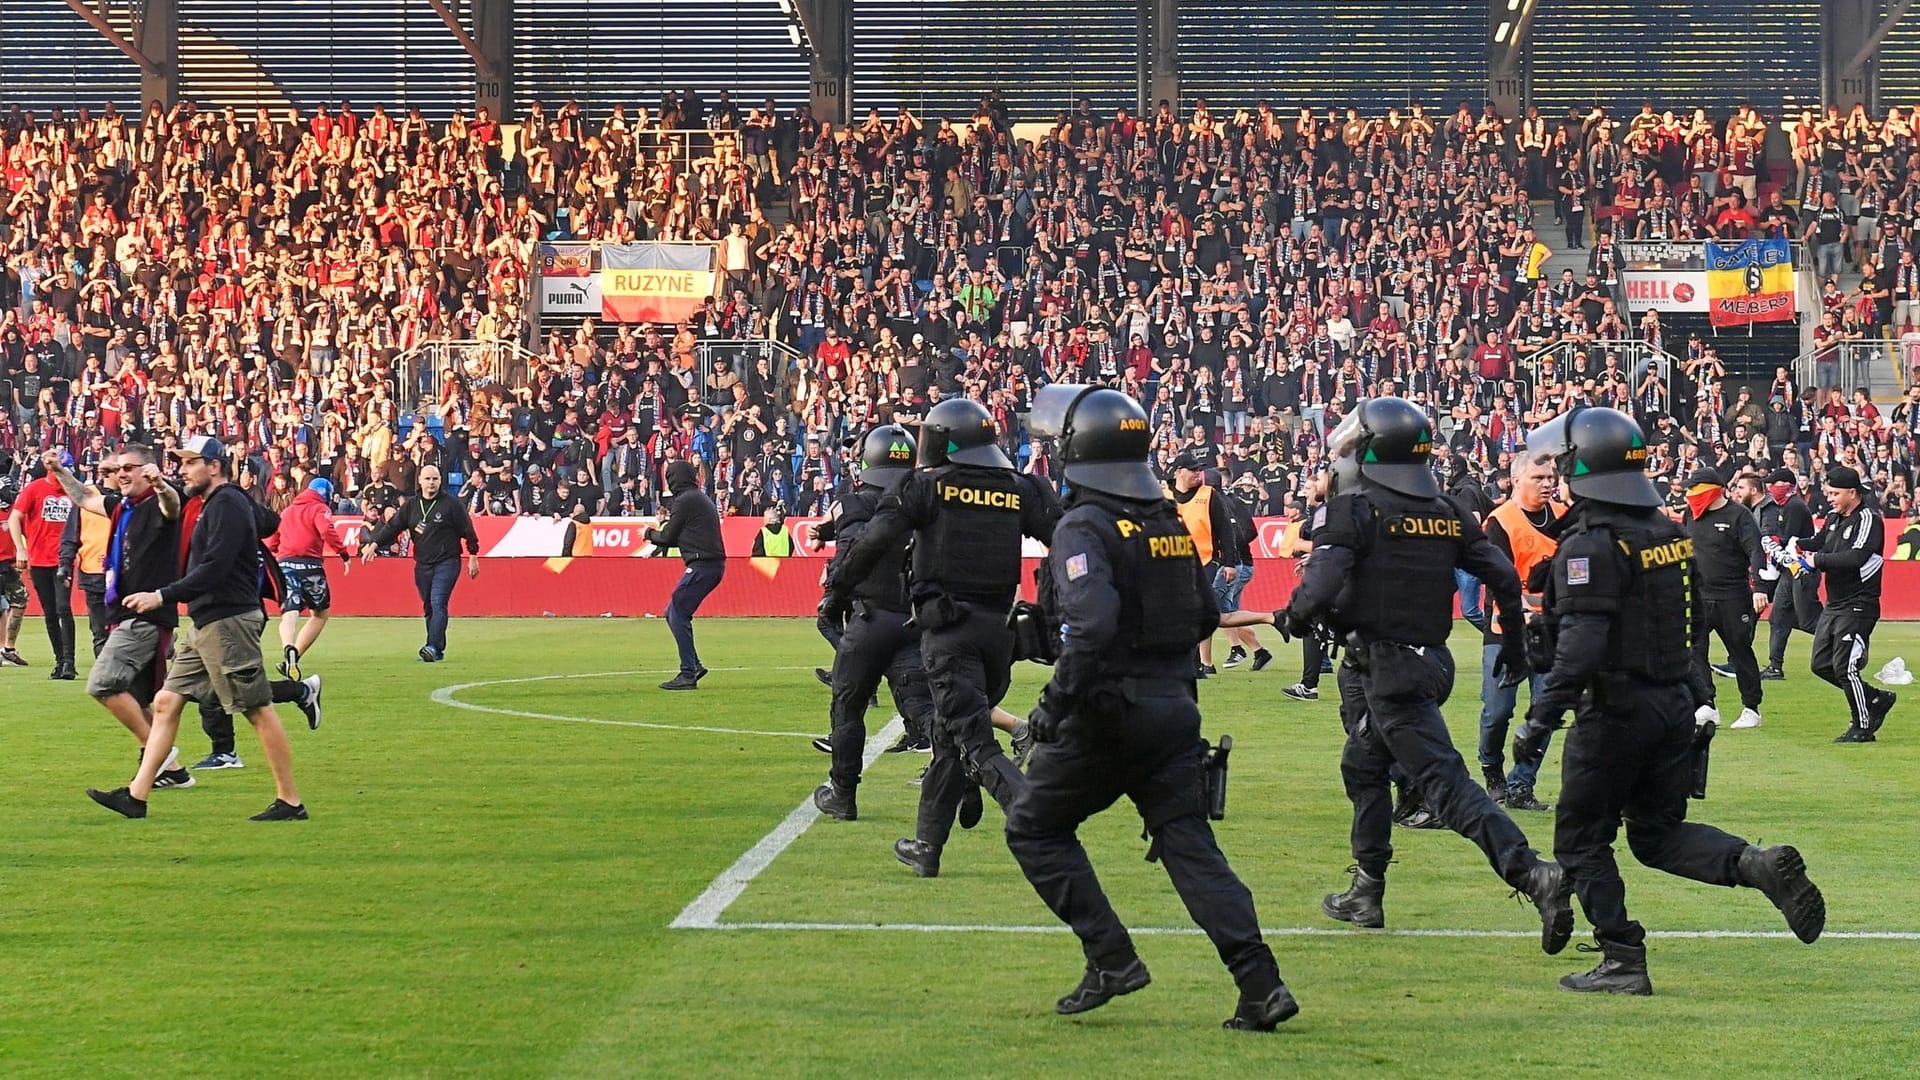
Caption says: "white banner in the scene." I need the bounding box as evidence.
[540,271,603,315]
[1621,269,1710,313]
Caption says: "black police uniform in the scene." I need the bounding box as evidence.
[1294,484,1561,903]
[1518,407,1824,994]
[1687,494,1768,715]
[815,481,936,805]
[1006,382,1295,1031]
[1805,495,1891,739]
[829,461,1060,863]
[1007,492,1289,1021]
[1759,489,1820,670]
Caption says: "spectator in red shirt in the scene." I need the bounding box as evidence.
[267,477,352,679]
[7,454,79,678]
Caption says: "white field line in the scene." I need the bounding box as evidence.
[695,921,1920,942]
[670,716,906,929]
[430,666,828,738]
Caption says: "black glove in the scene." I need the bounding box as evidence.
[816,590,851,627]
[1027,694,1064,743]
[1493,640,1530,688]
[1279,605,1313,643]
[1512,709,1560,764]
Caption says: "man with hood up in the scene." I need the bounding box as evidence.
[647,459,725,690]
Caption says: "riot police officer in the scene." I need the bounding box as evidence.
[824,398,1061,877]
[1280,397,1572,954]
[1006,385,1296,1032]
[811,426,939,821]
[1513,407,1825,995]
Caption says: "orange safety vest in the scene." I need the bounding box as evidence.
[1488,499,1564,633]
[570,521,595,557]
[1170,483,1216,564]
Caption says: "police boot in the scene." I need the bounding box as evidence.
[812,782,856,821]
[1056,956,1150,1015]
[1321,866,1386,928]
[1482,765,1509,804]
[1737,845,1826,943]
[1504,786,1552,813]
[1222,983,1300,1032]
[1518,861,1575,955]
[1558,938,1653,995]
[893,837,941,878]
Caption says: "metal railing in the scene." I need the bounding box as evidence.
[1793,338,1905,396]
[693,336,808,410]
[393,337,544,414]
[1525,337,1679,397]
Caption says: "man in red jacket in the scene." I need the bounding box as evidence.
[7,451,78,679]
[269,477,350,679]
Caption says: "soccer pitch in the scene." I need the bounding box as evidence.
[3,617,1916,1078]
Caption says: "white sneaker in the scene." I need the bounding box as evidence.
[1732,708,1763,730]
[1694,705,1722,726]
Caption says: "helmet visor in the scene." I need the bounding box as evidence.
[1327,409,1365,461]
[1029,383,1089,441]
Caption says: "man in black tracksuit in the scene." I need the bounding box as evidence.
[1006,384,1298,1032]
[1758,467,1820,677]
[1683,468,1770,729]
[1515,407,1825,995]
[1799,466,1894,742]
[1282,397,1571,951]
[647,459,726,690]
[825,398,1060,877]
[811,426,938,821]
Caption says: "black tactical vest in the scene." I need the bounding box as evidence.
[1331,488,1469,646]
[911,464,1025,602]
[836,488,911,611]
[1561,506,1693,683]
[1097,497,1208,659]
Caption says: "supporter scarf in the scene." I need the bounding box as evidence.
[103,488,155,606]
[1687,484,1723,520]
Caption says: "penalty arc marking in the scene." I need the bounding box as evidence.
[430,667,830,738]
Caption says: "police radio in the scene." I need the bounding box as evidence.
[1008,561,1062,664]
[1200,735,1233,820]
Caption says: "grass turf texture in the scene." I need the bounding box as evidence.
[2,616,1916,1079]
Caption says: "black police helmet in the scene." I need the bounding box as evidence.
[1525,406,1660,507]
[919,398,1011,469]
[1326,396,1440,498]
[1030,383,1160,501]
[858,424,917,490]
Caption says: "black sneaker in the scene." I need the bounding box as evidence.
[1868,690,1896,735]
[957,784,983,830]
[1282,682,1318,701]
[1505,787,1552,812]
[152,768,196,790]
[1056,957,1151,1015]
[885,732,931,754]
[1738,844,1826,943]
[894,837,941,877]
[87,786,147,818]
[1250,648,1274,672]
[1711,662,1738,679]
[1397,807,1444,829]
[812,782,856,821]
[693,665,710,683]
[811,735,833,754]
[250,799,309,821]
[418,645,439,663]
[1759,666,1785,681]
[1199,664,1218,677]
[1834,725,1876,744]
[1223,984,1300,1032]
[1195,664,1211,680]
[659,673,700,691]
[50,663,76,681]
[814,667,833,688]
[1223,646,1248,669]
[296,675,323,731]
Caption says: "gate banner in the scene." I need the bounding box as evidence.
[1706,239,1796,327]
[538,242,601,315]
[601,242,715,324]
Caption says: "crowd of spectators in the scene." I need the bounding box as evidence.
[6,90,1920,529]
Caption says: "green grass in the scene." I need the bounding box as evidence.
[2,617,1917,1078]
